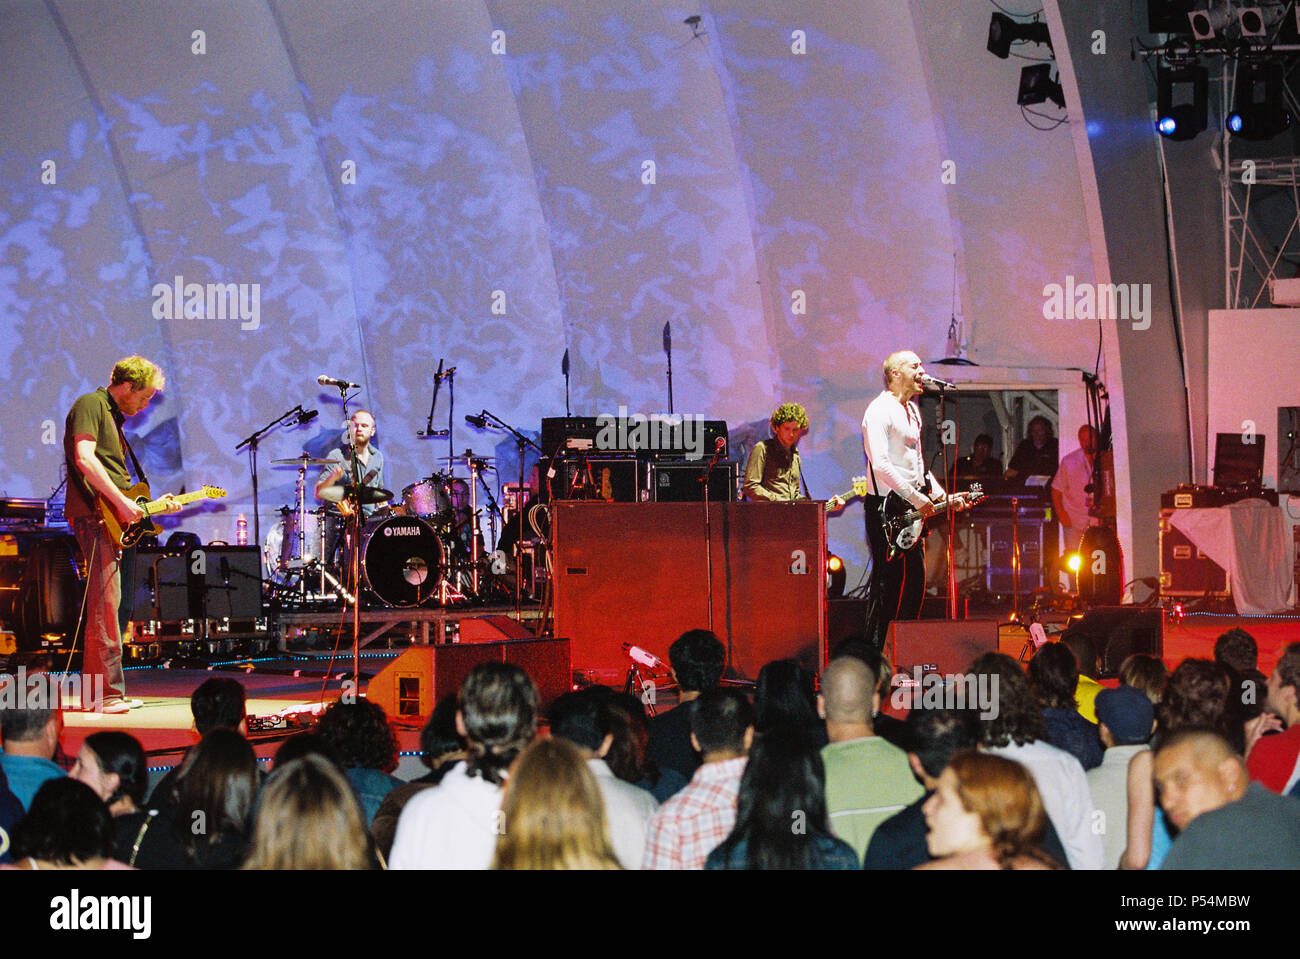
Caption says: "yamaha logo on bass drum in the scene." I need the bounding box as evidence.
[383,523,424,537]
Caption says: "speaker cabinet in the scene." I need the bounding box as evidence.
[887,619,1000,676]
[553,502,826,683]
[1071,606,1164,678]
[130,546,262,621]
[365,636,571,721]
[651,462,736,502]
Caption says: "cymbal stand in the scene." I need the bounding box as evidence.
[235,402,313,555]
[478,410,544,618]
[323,382,364,689]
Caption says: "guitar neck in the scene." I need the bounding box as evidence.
[144,489,209,512]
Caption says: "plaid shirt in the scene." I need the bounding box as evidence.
[643,756,746,870]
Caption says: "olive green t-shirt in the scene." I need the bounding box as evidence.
[63,388,130,520]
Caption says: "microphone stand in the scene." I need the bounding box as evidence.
[477,411,544,619]
[235,403,312,554]
[663,322,674,414]
[418,358,451,446]
[322,383,363,691]
[562,349,571,418]
[701,439,725,634]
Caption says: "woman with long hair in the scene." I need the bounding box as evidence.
[917,751,1060,871]
[71,731,148,816]
[243,756,374,870]
[706,728,858,870]
[3,779,130,870]
[491,737,620,870]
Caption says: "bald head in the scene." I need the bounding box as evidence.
[1153,729,1246,832]
[821,657,877,725]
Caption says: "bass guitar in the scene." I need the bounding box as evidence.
[99,483,227,548]
[881,483,984,558]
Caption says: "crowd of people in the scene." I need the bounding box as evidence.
[3,625,1300,870]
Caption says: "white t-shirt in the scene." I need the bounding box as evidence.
[988,739,1103,871]
[861,391,940,507]
[388,761,503,870]
[588,758,659,870]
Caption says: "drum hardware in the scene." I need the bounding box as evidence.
[236,402,320,550]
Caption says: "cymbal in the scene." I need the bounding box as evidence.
[318,484,394,505]
[272,455,336,466]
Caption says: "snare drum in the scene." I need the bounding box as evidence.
[264,507,328,576]
[360,515,446,607]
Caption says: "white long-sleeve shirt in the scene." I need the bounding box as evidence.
[861,391,942,508]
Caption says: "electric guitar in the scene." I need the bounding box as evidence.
[98,483,228,548]
[826,476,870,512]
[881,483,984,558]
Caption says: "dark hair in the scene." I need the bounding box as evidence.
[172,728,259,854]
[191,678,247,736]
[1029,643,1079,711]
[667,630,727,693]
[968,653,1046,748]
[1156,659,1243,753]
[1027,415,1054,438]
[691,688,754,756]
[1058,630,1099,680]
[974,434,994,448]
[273,731,340,771]
[1119,654,1168,705]
[1213,628,1258,674]
[419,694,466,777]
[459,663,538,785]
[316,699,399,772]
[11,778,113,865]
[83,731,148,807]
[906,707,979,779]
[1274,642,1300,696]
[753,660,819,736]
[0,704,54,742]
[712,728,834,869]
[598,690,651,784]
[548,689,610,753]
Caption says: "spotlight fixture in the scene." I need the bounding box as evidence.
[987,12,1052,59]
[1156,64,1209,140]
[1226,60,1291,139]
[1018,64,1065,109]
[826,553,846,599]
[1188,1,1233,39]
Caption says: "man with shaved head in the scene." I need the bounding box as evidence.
[1156,728,1300,870]
[819,656,924,861]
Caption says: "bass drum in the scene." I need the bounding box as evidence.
[360,515,445,607]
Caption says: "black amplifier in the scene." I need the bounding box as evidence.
[540,416,729,459]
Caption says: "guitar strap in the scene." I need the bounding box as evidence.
[117,423,150,488]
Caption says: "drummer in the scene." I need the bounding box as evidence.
[315,410,387,566]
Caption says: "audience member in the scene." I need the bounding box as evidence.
[1004,415,1057,483]
[643,688,753,870]
[754,659,826,747]
[1059,630,1103,724]
[371,694,466,859]
[1247,641,1300,792]
[147,676,248,809]
[1215,627,1266,720]
[0,704,64,810]
[600,690,660,788]
[272,731,338,770]
[72,731,147,817]
[126,728,258,869]
[1119,654,1168,706]
[492,737,621,870]
[1157,728,1300,870]
[646,629,726,798]
[315,698,404,827]
[828,637,906,748]
[916,751,1060,871]
[548,689,658,869]
[3,779,130,870]
[1086,685,1154,869]
[1029,642,1103,771]
[968,653,1102,870]
[0,765,22,865]
[819,656,923,860]
[706,728,858,870]
[390,662,538,869]
[1122,658,1241,870]
[243,756,375,870]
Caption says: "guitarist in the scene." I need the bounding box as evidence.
[860,351,944,650]
[743,402,845,509]
[63,356,176,714]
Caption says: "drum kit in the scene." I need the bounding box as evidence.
[265,449,513,608]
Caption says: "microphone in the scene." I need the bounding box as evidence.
[295,408,319,425]
[317,374,360,390]
[623,644,663,668]
[465,413,488,429]
[663,321,672,354]
[919,374,956,390]
[561,349,570,376]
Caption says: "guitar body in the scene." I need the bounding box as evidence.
[97,482,228,549]
[880,484,984,560]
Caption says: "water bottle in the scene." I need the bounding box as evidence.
[236,514,248,546]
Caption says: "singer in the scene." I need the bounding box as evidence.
[742,402,812,502]
[860,351,945,649]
